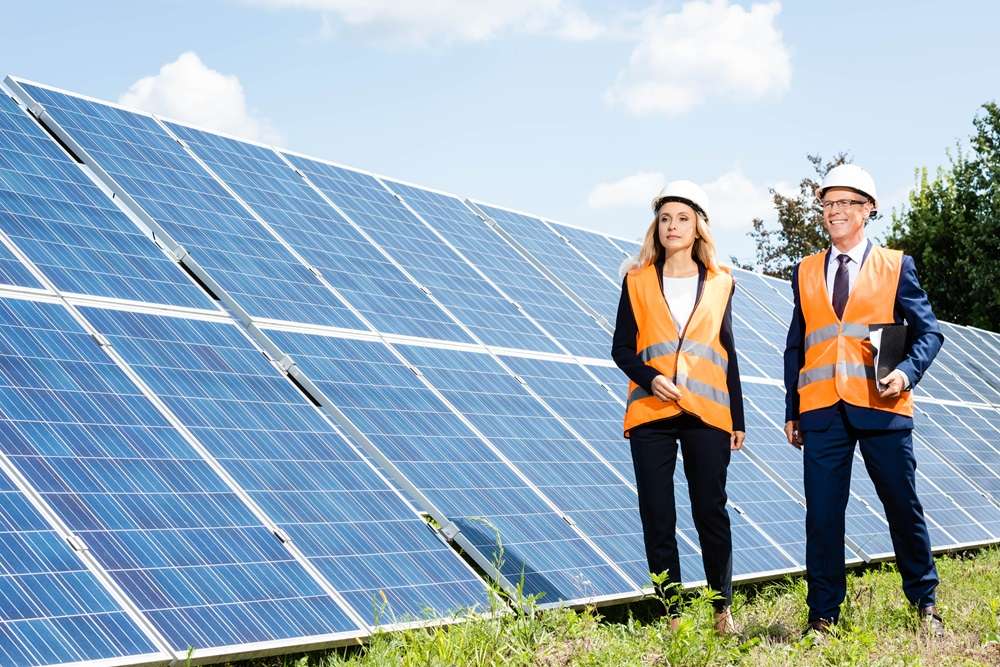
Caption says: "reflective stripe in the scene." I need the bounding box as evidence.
[679,339,728,372]
[804,322,870,351]
[839,360,877,381]
[676,374,730,408]
[627,385,651,408]
[627,378,730,409]
[842,322,869,339]
[804,323,839,350]
[799,361,876,389]
[798,364,835,389]
[639,341,677,362]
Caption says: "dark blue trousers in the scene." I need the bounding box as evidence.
[803,407,938,621]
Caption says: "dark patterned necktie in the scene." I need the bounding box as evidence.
[832,253,851,319]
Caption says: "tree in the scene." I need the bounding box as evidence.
[887,102,1000,330]
[737,153,850,280]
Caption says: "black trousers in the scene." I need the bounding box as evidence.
[630,414,733,613]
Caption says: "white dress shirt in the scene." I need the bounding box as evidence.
[824,237,869,303]
[662,274,698,332]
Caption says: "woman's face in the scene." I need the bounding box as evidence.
[657,200,698,255]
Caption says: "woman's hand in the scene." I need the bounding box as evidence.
[730,431,745,451]
[651,375,682,402]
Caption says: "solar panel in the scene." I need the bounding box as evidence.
[0,94,215,311]
[914,403,1000,504]
[547,222,632,284]
[729,308,785,379]
[163,124,470,343]
[472,203,620,330]
[935,323,1000,403]
[607,236,640,257]
[80,306,490,624]
[494,354,655,584]
[383,181,563,353]
[733,268,792,321]
[0,295,361,656]
[12,81,363,329]
[378,188,607,358]
[394,344,649,587]
[0,463,162,666]
[260,328,636,603]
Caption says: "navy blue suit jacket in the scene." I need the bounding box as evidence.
[783,243,944,431]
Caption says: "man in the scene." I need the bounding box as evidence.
[783,164,945,636]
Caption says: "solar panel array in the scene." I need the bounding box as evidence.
[0,75,997,665]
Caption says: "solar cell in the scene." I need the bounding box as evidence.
[12,81,362,329]
[81,307,490,624]
[260,328,636,603]
[384,181,562,353]
[0,464,161,666]
[0,296,361,654]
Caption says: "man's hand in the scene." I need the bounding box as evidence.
[651,375,682,402]
[730,431,745,451]
[784,420,803,449]
[878,368,909,399]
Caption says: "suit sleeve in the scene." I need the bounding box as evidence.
[718,284,745,432]
[612,276,661,393]
[783,265,805,422]
[894,255,944,389]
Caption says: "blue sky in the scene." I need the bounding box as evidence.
[3,1,998,263]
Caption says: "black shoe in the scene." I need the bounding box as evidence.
[802,618,835,638]
[918,605,945,637]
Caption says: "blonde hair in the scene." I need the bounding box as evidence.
[636,201,720,272]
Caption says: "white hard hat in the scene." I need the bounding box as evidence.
[651,180,711,220]
[817,164,879,211]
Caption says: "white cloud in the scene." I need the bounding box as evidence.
[587,171,666,209]
[606,0,791,116]
[119,52,281,144]
[244,0,605,44]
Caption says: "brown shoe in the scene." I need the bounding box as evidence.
[802,618,834,638]
[714,607,737,635]
[918,605,945,637]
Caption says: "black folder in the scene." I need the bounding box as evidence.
[869,323,908,387]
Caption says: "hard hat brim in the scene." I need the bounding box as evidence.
[651,195,707,218]
[815,185,878,210]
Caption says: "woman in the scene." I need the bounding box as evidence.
[612,180,745,634]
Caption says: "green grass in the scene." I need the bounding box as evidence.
[226,547,1000,666]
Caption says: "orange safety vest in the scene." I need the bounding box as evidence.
[797,246,913,417]
[623,263,734,436]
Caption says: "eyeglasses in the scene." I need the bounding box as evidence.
[821,198,869,211]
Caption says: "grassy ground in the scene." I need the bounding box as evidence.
[228,547,1000,666]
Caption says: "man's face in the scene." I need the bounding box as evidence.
[821,187,872,249]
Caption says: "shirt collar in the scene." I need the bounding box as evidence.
[830,237,868,266]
